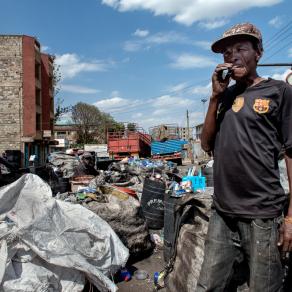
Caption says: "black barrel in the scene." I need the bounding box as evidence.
[141,178,165,229]
[51,177,70,196]
[164,192,180,262]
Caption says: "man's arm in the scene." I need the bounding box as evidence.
[201,98,220,152]
[201,63,233,152]
[279,149,292,251]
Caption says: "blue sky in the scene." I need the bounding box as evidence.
[1,0,292,131]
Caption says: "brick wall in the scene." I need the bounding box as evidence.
[22,36,36,137]
[0,36,23,154]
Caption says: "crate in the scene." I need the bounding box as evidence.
[182,175,206,192]
[71,175,95,192]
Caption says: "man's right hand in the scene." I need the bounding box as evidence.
[211,63,233,99]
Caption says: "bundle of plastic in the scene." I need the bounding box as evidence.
[0,174,129,292]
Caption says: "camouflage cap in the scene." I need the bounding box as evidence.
[211,23,263,53]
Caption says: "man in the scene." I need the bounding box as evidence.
[197,23,292,291]
[73,152,98,177]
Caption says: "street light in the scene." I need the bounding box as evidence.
[201,98,208,120]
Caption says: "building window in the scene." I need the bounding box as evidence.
[56,131,66,139]
[36,113,42,130]
[50,97,54,112]
[36,88,41,105]
[35,63,40,80]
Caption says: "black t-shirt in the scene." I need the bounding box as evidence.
[213,78,292,218]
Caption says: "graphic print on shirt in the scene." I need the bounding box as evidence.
[232,96,244,112]
[253,98,270,114]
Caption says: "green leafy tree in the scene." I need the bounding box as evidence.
[54,97,72,122]
[71,102,121,145]
[127,123,137,131]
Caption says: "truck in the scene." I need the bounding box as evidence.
[151,139,187,165]
[149,124,188,165]
[107,128,151,160]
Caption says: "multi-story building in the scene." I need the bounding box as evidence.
[178,127,188,140]
[0,35,55,167]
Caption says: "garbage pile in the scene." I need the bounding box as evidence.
[0,155,223,291]
[46,152,80,178]
[0,174,129,292]
[56,158,179,257]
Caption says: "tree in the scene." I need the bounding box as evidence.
[51,57,72,122]
[127,123,137,131]
[71,102,119,145]
[54,97,72,122]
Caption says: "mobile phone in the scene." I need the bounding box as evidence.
[220,68,231,81]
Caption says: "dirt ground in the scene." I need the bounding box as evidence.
[117,247,165,292]
[116,162,193,292]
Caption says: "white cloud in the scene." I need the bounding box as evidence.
[189,82,212,96]
[152,95,192,108]
[123,41,142,52]
[146,31,189,44]
[170,54,216,69]
[124,30,213,53]
[167,82,189,93]
[269,16,283,28]
[199,19,229,30]
[92,89,207,129]
[124,31,192,52]
[102,0,281,26]
[61,84,100,94]
[93,91,144,113]
[269,69,292,81]
[41,45,49,52]
[132,112,143,118]
[194,41,212,50]
[55,53,112,79]
[288,48,292,57]
[133,29,149,37]
[95,96,127,109]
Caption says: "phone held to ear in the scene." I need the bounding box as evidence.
[220,68,232,81]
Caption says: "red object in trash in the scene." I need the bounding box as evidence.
[113,186,139,200]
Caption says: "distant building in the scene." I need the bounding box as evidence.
[178,127,195,140]
[0,35,55,166]
[52,124,78,152]
[178,127,188,140]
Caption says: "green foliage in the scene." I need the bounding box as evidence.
[127,123,137,131]
[71,102,119,144]
[54,97,72,122]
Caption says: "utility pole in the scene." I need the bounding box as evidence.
[186,110,190,141]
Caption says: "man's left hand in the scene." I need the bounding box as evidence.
[278,220,292,251]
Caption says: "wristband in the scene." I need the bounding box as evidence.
[284,217,292,224]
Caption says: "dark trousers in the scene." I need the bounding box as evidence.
[196,209,284,292]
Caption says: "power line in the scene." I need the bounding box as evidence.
[99,78,212,115]
[264,20,292,49]
[264,32,292,53]
[263,38,292,62]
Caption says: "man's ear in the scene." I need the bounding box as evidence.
[255,49,263,62]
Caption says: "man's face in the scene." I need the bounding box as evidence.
[83,156,94,167]
[222,38,261,80]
